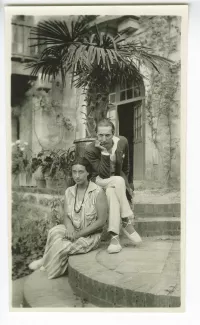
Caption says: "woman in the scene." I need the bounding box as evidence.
[28,158,108,279]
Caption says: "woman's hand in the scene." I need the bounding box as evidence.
[65,228,76,241]
[65,228,81,242]
[72,232,81,241]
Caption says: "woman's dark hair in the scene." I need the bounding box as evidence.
[71,157,92,177]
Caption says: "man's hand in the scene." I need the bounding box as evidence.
[95,140,109,154]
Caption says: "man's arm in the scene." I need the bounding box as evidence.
[84,146,111,179]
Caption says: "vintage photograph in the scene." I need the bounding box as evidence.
[8,6,187,310]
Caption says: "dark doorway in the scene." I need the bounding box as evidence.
[11,74,36,107]
[118,102,134,183]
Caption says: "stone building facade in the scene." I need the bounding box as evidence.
[11,15,181,190]
[105,16,181,189]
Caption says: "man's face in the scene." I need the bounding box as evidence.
[97,126,113,149]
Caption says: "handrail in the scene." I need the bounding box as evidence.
[12,22,33,28]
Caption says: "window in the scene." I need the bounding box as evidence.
[29,27,39,56]
[108,80,141,104]
[12,19,42,57]
[134,105,142,140]
[12,23,35,56]
[109,93,116,104]
[12,24,24,54]
[18,15,25,21]
[119,80,141,102]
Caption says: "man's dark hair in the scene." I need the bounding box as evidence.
[96,118,115,134]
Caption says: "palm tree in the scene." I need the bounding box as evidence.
[27,15,172,135]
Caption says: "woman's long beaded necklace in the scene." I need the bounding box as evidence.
[74,182,89,213]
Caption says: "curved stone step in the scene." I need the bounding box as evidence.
[68,238,181,308]
[23,269,95,308]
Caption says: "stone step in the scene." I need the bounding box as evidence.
[134,203,180,218]
[12,276,28,308]
[68,238,181,308]
[23,270,95,308]
[100,217,180,242]
[133,217,180,237]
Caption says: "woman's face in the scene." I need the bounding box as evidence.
[72,164,89,185]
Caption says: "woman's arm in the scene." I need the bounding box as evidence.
[75,189,108,239]
[63,195,75,240]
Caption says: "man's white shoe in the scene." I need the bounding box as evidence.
[122,220,142,244]
[107,235,122,254]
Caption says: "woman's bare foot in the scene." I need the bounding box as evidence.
[28,258,43,271]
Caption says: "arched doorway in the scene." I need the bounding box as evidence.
[107,79,145,183]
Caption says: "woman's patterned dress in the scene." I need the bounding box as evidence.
[42,182,103,279]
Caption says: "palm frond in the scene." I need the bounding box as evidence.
[27,17,173,94]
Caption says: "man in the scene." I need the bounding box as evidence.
[84,118,142,254]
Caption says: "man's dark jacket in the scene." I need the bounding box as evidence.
[84,136,133,201]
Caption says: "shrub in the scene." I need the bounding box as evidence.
[12,140,31,175]
[12,193,64,279]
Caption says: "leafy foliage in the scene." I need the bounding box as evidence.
[12,192,64,279]
[31,146,76,178]
[28,17,171,85]
[12,140,31,175]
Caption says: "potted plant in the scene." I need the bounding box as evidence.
[12,140,31,186]
[57,147,76,188]
[31,153,46,188]
[42,150,63,189]
[32,146,76,189]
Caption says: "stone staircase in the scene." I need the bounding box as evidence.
[134,202,180,237]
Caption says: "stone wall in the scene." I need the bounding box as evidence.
[13,73,86,156]
[133,16,181,188]
[12,187,180,239]
[12,15,86,156]
[19,95,33,154]
[12,188,65,232]
[13,77,78,155]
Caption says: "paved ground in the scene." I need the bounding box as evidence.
[12,272,95,308]
[69,237,180,307]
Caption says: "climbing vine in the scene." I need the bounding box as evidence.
[25,87,74,150]
[136,16,181,187]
